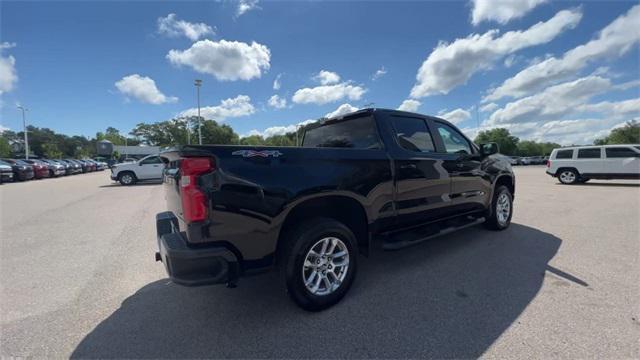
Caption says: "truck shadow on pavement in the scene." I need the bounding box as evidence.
[72,223,571,359]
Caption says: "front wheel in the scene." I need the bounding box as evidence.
[485,185,513,230]
[118,172,137,185]
[282,218,358,311]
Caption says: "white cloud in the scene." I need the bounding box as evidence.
[438,108,472,124]
[612,79,640,91]
[180,95,255,121]
[0,54,17,95]
[167,39,271,81]
[576,98,640,116]
[236,0,260,17]
[397,99,421,112]
[480,102,499,112]
[115,74,177,104]
[0,42,16,50]
[157,14,214,41]
[314,70,341,85]
[273,73,282,90]
[325,103,359,118]
[0,124,10,133]
[292,83,366,105]
[244,119,316,138]
[410,8,582,98]
[268,94,287,109]
[487,76,613,125]
[485,5,640,101]
[471,0,548,25]
[372,66,387,80]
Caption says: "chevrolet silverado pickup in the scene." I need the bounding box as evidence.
[156,108,515,311]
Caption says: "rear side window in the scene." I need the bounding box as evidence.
[302,116,381,149]
[391,117,435,152]
[435,122,472,155]
[605,147,637,158]
[555,149,573,159]
[577,148,601,159]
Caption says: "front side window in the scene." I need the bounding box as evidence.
[605,147,637,158]
[302,116,381,149]
[555,149,574,159]
[140,156,162,165]
[391,117,435,152]
[577,148,601,159]
[435,122,472,155]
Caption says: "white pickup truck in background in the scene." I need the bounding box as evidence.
[110,154,164,185]
[546,144,640,184]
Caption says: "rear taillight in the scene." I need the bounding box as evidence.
[180,157,214,223]
[546,160,551,167]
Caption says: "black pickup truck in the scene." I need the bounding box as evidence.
[156,108,515,311]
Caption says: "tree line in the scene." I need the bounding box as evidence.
[1,117,637,159]
[0,116,303,158]
[473,120,639,157]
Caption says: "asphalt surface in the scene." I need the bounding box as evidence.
[1,167,638,358]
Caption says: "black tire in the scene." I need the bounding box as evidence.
[118,171,137,185]
[484,185,513,230]
[557,168,579,184]
[282,218,358,311]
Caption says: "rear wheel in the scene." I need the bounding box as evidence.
[558,169,578,184]
[282,218,358,311]
[485,185,513,230]
[118,172,137,185]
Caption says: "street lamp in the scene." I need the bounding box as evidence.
[17,105,29,159]
[195,79,203,145]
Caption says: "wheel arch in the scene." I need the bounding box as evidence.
[494,173,515,198]
[276,195,370,264]
[555,166,580,177]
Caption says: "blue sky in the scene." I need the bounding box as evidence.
[1,0,638,145]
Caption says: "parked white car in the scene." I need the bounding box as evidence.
[546,144,640,184]
[110,154,164,185]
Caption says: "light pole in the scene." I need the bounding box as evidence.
[17,105,29,159]
[195,79,203,145]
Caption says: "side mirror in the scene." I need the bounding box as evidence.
[480,142,499,156]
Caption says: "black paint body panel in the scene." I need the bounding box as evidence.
[159,109,515,271]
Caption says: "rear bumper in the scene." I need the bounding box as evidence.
[545,170,555,177]
[155,211,239,287]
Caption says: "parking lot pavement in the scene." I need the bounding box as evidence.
[1,167,638,358]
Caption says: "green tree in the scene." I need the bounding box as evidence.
[42,142,63,159]
[0,137,11,157]
[239,135,265,145]
[474,128,519,155]
[265,134,295,146]
[594,120,640,145]
[200,120,239,145]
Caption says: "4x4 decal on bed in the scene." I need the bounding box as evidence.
[232,150,283,158]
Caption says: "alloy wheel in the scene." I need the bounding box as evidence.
[302,237,350,296]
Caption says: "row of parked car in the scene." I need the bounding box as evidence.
[507,156,548,165]
[0,158,109,183]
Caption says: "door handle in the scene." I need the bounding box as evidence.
[400,164,417,170]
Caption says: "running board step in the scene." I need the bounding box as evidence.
[382,217,486,250]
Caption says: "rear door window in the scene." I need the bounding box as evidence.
[302,115,381,149]
[577,148,601,159]
[391,117,435,152]
[555,149,573,159]
[605,147,637,158]
[140,156,162,164]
